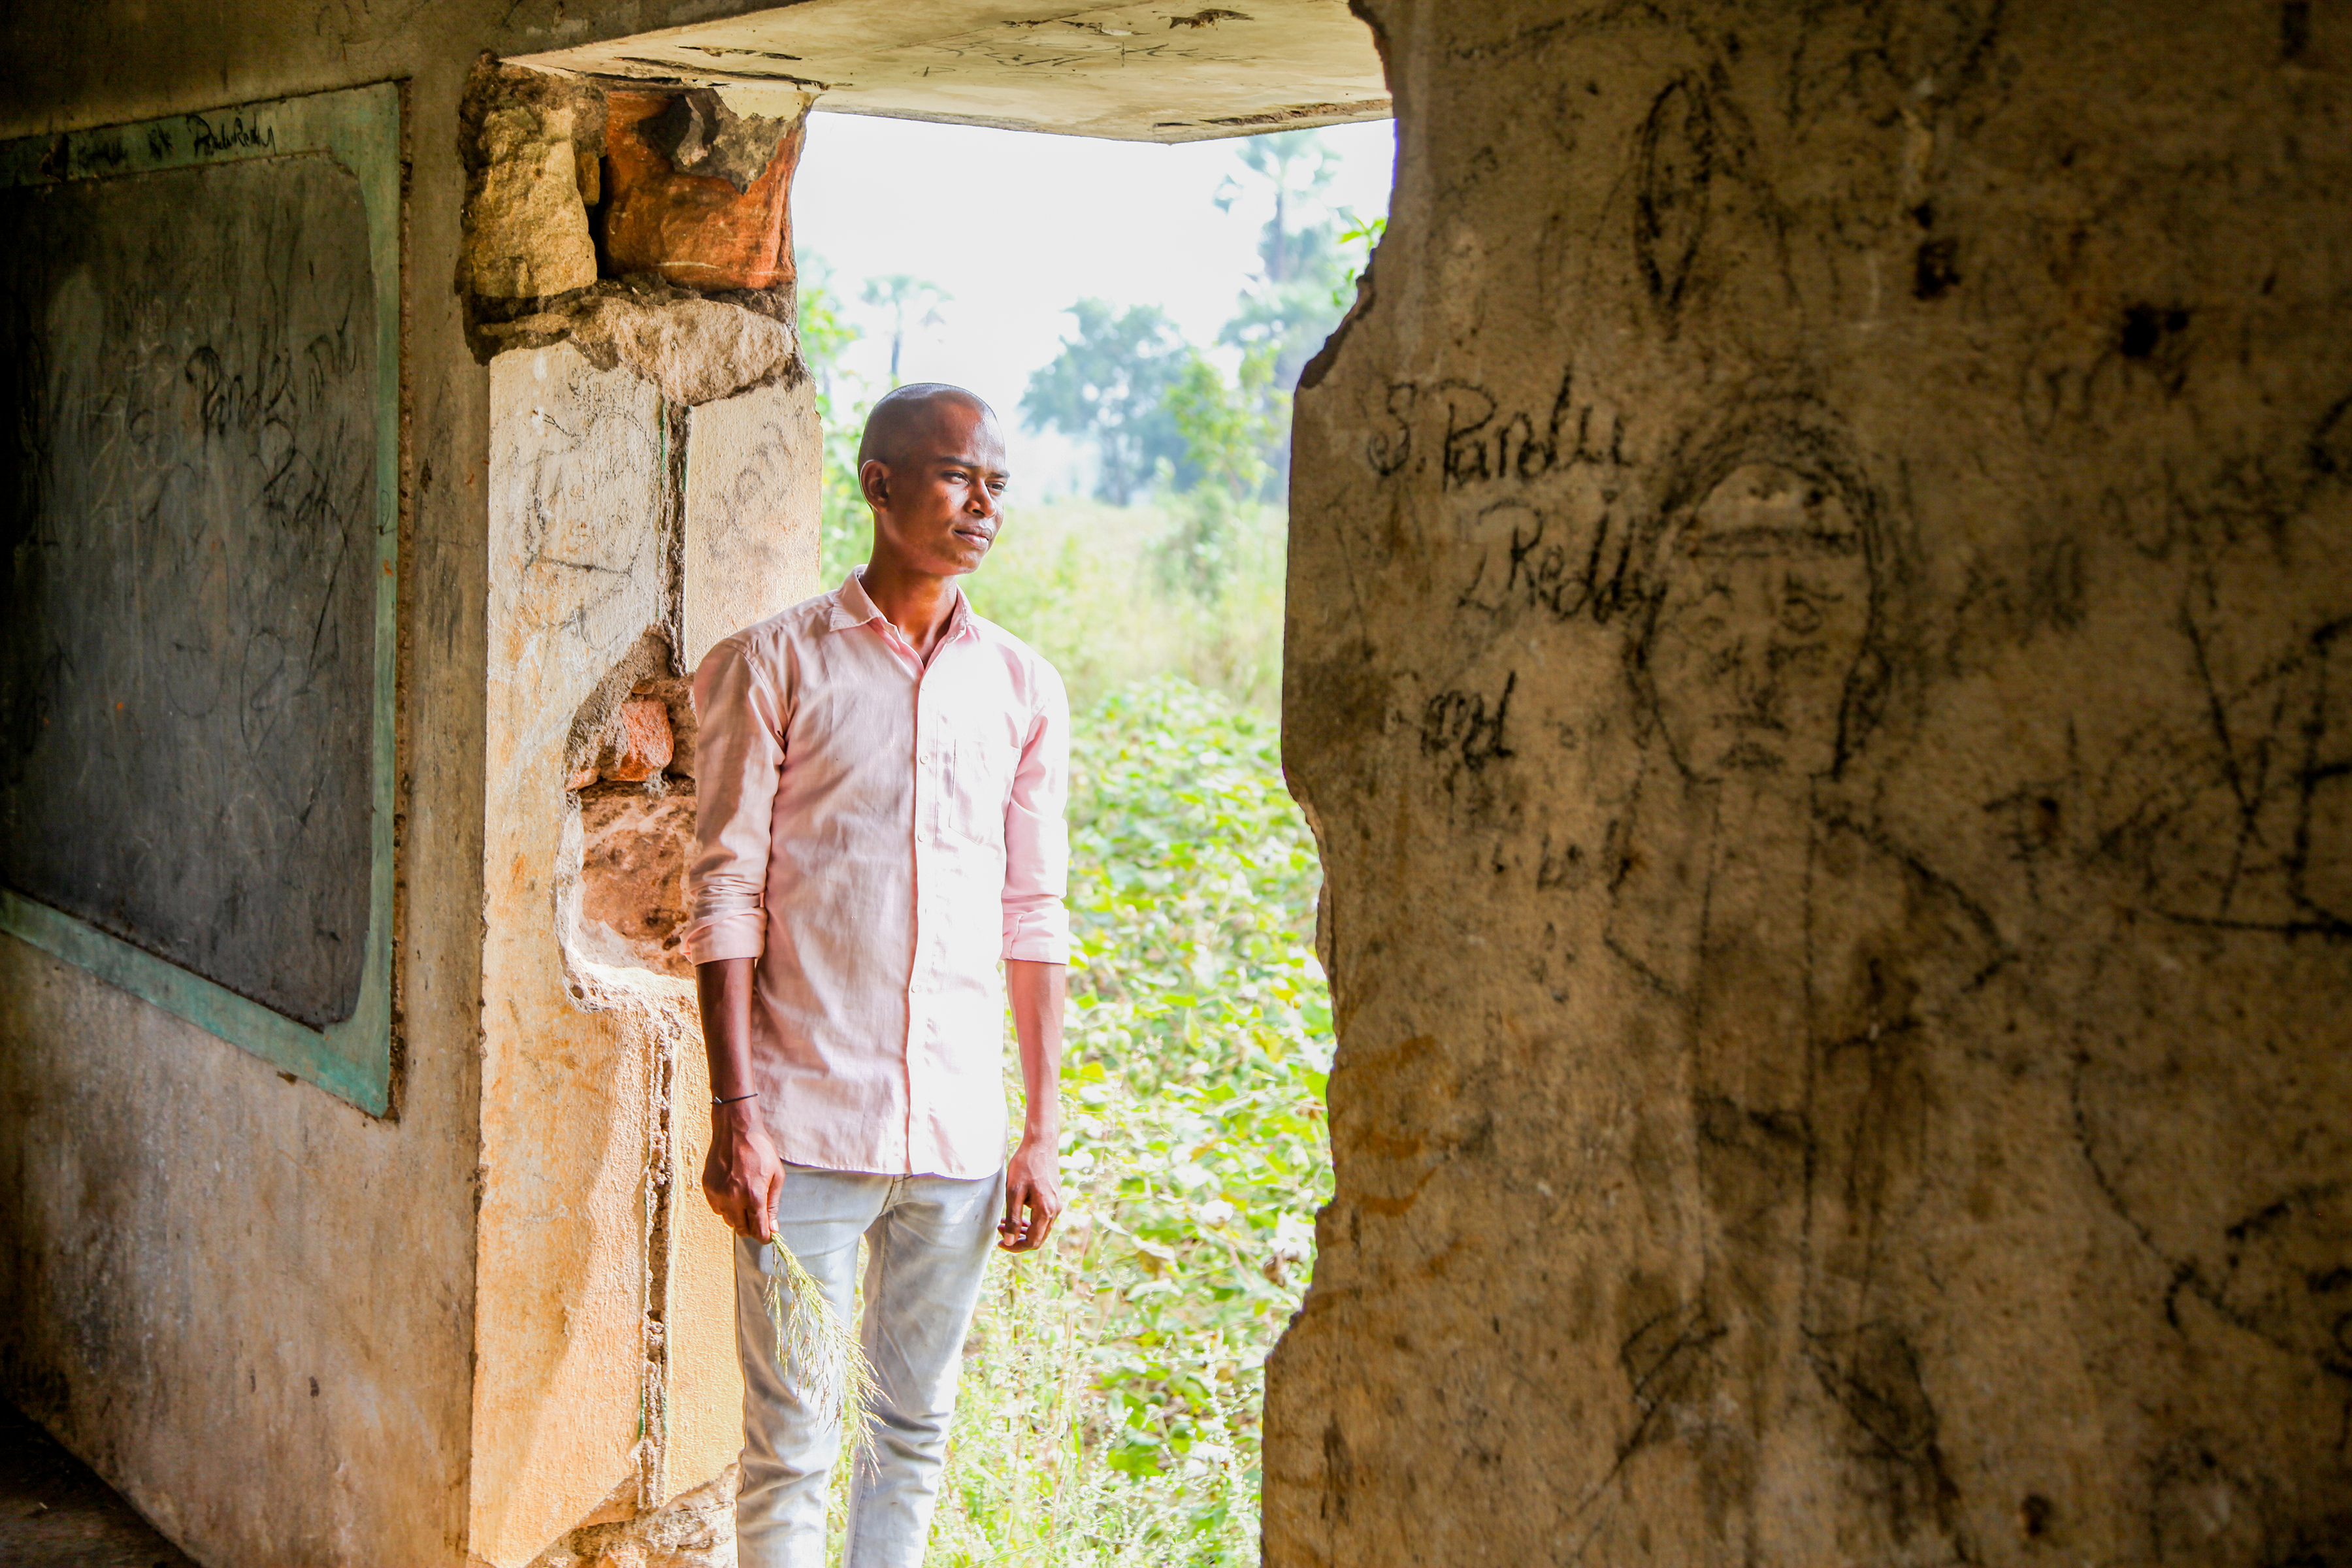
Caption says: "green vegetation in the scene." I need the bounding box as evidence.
[1215,132,1353,389]
[925,433,1316,1567]
[1021,302,1197,505]
[927,678,1331,1567]
[860,274,953,385]
[1019,127,1353,508]
[796,270,875,596]
[809,515,1322,1559]
[962,497,1287,716]
[803,293,1324,1567]
[804,304,1326,1563]
[791,126,1382,1560]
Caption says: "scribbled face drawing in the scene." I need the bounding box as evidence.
[1647,463,1874,781]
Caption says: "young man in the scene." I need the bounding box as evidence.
[681,383,1068,1568]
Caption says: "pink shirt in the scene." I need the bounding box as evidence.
[681,569,1070,1179]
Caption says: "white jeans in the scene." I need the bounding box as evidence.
[734,1164,1003,1568]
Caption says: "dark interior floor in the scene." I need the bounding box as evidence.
[0,1403,198,1568]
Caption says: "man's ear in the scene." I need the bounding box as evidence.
[860,458,890,510]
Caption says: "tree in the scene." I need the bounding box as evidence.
[1218,129,1342,289]
[797,257,877,584]
[1166,346,1282,502]
[1216,131,1352,390]
[858,274,950,385]
[1021,301,1193,505]
[1157,346,1286,601]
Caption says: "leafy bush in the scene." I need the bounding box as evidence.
[798,269,878,592]
[925,678,1333,1567]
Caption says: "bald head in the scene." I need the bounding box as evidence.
[858,383,998,469]
[854,382,1010,583]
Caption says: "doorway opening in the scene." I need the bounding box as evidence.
[790,108,1386,1565]
[487,7,1391,1562]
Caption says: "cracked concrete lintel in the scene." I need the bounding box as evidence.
[510,0,1390,144]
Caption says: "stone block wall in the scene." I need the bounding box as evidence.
[1267,3,2352,1563]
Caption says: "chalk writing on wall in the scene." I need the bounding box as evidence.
[0,152,378,1029]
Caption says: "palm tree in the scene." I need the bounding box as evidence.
[858,274,952,385]
[1215,129,1339,285]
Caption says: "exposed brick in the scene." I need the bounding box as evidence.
[600,696,674,782]
[527,1463,736,1568]
[602,90,804,291]
[576,791,694,978]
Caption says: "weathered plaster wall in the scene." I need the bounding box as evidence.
[1269,3,2352,1564]
[480,346,682,1565]
[668,377,822,1500]
[0,8,495,1565]
[0,3,815,1563]
[479,347,817,1565]
[683,384,823,672]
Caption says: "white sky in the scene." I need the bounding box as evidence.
[789,111,1396,495]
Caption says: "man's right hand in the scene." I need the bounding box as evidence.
[703,1099,785,1242]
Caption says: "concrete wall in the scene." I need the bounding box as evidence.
[0,8,489,1560]
[1268,3,2352,1563]
[0,3,806,1564]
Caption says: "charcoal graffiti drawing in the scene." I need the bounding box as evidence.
[2099,611,2352,940]
[0,155,378,1029]
[1633,76,1716,323]
[1589,417,1999,1562]
[2065,436,2352,1456]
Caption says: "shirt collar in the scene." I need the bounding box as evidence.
[826,566,976,644]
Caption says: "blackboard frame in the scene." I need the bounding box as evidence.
[0,83,401,1115]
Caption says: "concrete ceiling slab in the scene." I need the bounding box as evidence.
[511,0,1388,143]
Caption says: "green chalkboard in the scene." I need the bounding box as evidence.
[0,85,400,1113]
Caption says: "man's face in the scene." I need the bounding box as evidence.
[1646,463,1874,782]
[862,401,1010,578]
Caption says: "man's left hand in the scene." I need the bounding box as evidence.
[999,1134,1062,1252]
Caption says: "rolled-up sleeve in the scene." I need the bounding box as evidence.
[1000,665,1070,963]
[681,632,789,965]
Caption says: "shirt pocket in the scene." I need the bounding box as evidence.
[946,719,1019,846]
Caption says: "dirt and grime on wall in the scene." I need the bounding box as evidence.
[1265,2,2352,1565]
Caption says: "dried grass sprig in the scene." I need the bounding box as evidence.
[762,1228,882,1465]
